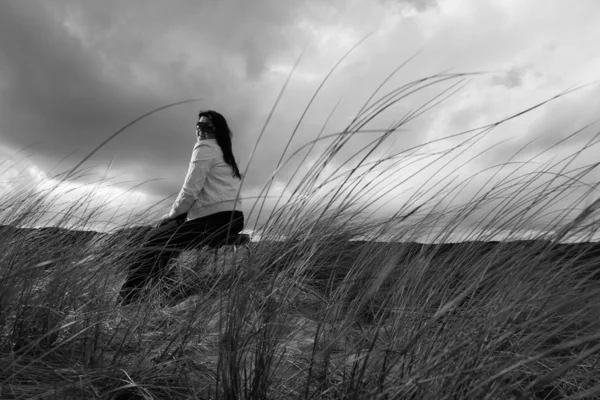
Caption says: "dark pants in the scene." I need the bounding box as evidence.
[119,210,244,304]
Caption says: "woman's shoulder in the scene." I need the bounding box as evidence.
[192,140,218,160]
[194,139,218,150]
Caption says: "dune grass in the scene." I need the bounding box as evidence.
[1,53,600,399]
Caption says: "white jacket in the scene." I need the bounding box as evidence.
[168,139,243,220]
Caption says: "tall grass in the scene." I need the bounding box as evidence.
[1,53,600,399]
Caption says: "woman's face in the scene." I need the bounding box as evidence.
[196,115,216,140]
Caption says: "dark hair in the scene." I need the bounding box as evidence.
[198,110,242,179]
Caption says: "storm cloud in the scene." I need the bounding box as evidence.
[0,0,598,238]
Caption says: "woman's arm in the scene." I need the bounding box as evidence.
[167,142,215,219]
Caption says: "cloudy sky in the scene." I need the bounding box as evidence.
[1,0,599,240]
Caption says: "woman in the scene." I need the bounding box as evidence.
[119,110,244,305]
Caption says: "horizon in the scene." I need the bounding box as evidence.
[3,223,599,245]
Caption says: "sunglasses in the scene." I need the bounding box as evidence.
[196,121,215,130]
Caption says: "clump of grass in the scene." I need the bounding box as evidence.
[1,48,600,400]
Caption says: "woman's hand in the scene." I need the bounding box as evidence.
[155,213,187,229]
[156,215,176,228]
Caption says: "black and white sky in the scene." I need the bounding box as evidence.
[1,0,599,240]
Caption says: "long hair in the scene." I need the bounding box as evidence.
[198,110,242,179]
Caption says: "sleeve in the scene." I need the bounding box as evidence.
[168,142,214,218]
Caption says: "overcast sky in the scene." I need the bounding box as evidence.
[1,0,599,240]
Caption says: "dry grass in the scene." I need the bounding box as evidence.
[1,50,600,399]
